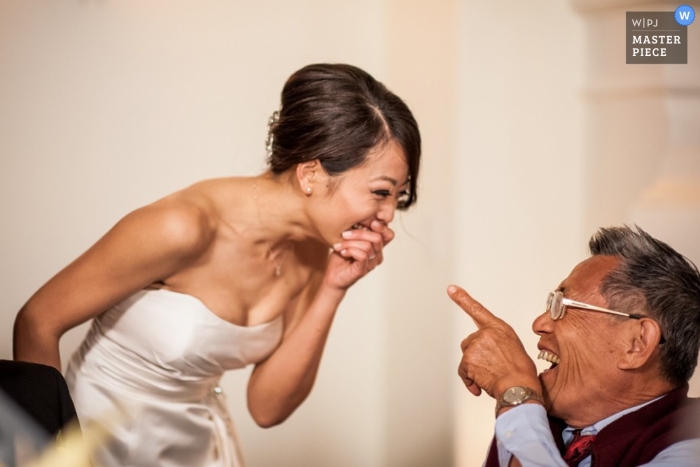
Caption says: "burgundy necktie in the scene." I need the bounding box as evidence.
[562,429,596,467]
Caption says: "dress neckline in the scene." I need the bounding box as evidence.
[143,288,284,330]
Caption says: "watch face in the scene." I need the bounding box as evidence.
[503,387,529,404]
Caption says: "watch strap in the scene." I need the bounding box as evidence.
[495,386,544,416]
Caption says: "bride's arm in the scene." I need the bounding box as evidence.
[13,201,213,370]
[246,221,392,427]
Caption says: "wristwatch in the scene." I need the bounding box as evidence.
[495,386,544,416]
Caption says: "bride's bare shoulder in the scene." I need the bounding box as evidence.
[142,177,253,241]
[129,179,242,251]
[173,177,250,212]
[158,176,245,209]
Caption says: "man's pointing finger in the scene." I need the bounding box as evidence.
[447,284,496,328]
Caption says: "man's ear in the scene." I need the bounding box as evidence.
[618,318,663,370]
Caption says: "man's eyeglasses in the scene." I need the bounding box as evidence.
[545,290,643,321]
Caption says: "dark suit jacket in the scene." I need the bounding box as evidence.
[0,359,80,436]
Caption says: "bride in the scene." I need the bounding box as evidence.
[13,63,421,466]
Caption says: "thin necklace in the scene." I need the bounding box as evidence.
[252,180,290,277]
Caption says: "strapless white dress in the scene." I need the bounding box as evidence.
[65,289,283,467]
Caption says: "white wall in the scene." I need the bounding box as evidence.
[2,1,697,467]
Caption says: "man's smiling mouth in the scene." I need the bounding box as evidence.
[538,350,560,366]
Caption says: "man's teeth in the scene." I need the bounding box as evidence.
[538,350,560,364]
[352,224,369,230]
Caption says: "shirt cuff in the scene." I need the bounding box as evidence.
[495,404,564,466]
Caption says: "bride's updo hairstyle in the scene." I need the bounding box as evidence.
[267,63,421,210]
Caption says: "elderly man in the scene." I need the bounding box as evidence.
[450,226,700,467]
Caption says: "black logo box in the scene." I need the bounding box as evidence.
[626,12,687,64]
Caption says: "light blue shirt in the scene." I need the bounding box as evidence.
[491,402,700,466]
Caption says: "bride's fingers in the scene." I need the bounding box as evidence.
[341,228,384,252]
[333,240,378,258]
[335,246,373,262]
[370,220,394,246]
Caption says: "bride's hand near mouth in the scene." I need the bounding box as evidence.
[325,220,394,290]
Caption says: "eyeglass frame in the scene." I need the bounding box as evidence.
[546,290,643,321]
[545,291,666,343]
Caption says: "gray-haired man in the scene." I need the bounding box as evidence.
[451,226,700,466]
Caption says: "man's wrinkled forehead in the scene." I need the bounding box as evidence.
[556,255,621,302]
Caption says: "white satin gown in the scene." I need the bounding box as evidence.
[65,288,283,467]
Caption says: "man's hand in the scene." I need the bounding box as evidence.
[448,285,541,399]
